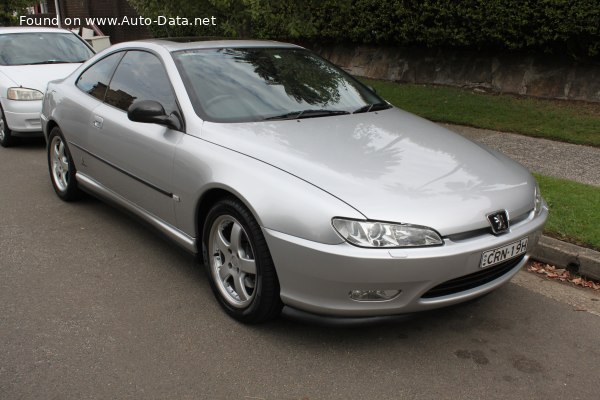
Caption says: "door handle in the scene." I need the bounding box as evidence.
[93,116,103,129]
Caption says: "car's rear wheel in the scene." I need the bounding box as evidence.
[203,198,282,323]
[47,127,81,201]
[0,107,16,147]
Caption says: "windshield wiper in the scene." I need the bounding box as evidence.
[264,109,350,121]
[353,102,392,114]
[21,60,75,65]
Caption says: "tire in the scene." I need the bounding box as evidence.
[203,198,282,323]
[0,106,16,147]
[47,127,82,201]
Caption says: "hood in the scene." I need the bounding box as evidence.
[202,108,535,236]
[0,63,81,93]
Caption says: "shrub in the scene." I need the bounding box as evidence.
[127,0,600,59]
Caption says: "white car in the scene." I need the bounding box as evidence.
[0,27,94,147]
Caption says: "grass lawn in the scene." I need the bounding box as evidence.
[364,79,600,147]
[535,174,600,251]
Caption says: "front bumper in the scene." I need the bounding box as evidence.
[1,98,43,134]
[264,206,548,317]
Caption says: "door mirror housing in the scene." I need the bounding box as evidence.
[128,100,182,130]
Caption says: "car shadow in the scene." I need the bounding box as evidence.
[12,136,46,148]
[247,286,520,344]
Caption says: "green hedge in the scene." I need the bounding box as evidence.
[127,0,600,58]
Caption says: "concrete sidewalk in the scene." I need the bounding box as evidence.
[443,123,600,281]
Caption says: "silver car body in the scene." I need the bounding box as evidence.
[0,27,93,135]
[41,40,548,317]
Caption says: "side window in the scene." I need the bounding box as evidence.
[76,52,124,101]
[105,51,178,115]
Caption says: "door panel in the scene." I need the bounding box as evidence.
[88,103,182,226]
[67,51,125,178]
[55,86,101,174]
[81,50,184,226]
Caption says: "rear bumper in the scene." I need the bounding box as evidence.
[264,206,548,317]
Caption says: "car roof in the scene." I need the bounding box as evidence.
[128,38,303,52]
[0,26,75,34]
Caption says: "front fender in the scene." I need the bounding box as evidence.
[40,82,60,141]
[173,135,366,244]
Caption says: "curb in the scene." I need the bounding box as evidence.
[531,236,600,281]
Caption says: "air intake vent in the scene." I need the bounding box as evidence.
[421,255,524,298]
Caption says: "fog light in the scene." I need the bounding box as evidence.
[349,289,400,302]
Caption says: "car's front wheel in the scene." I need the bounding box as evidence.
[203,198,282,323]
[0,107,16,147]
[47,127,82,201]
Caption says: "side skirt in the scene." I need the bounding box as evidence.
[76,172,197,254]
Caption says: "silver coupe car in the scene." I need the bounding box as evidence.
[41,40,548,323]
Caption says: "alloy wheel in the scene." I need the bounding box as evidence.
[50,135,70,192]
[209,215,257,308]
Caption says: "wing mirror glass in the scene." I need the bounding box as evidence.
[128,100,182,130]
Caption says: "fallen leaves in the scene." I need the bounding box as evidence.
[527,261,600,291]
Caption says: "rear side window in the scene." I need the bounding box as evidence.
[76,52,124,101]
[105,51,178,114]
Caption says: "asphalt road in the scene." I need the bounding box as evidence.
[2,138,600,400]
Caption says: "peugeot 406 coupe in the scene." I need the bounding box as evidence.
[41,40,548,323]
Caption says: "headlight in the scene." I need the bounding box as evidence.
[534,182,543,217]
[7,87,44,101]
[332,218,443,248]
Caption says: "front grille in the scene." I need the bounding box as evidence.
[446,210,533,242]
[421,255,525,299]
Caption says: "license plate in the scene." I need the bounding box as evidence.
[480,237,528,268]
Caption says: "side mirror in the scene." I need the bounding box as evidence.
[128,100,182,130]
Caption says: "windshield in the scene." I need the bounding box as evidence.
[0,32,94,66]
[172,47,389,122]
